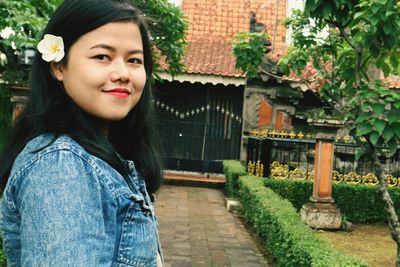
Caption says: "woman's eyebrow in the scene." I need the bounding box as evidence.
[90,44,143,54]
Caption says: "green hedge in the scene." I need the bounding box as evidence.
[263,178,400,223]
[263,179,313,211]
[0,236,6,267]
[333,183,400,223]
[239,176,368,267]
[223,160,246,198]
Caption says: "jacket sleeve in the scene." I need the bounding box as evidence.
[14,150,116,267]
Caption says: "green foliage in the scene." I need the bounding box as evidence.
[333,182,399,223]
[264,179,313,210]
[350,82,400,154]
[278,0,400,158]
[239,176,368,266]
[264,178,400,224]
[222,160,247,198]
[0,235,6,267]
[0,0,60,83]
[0,0,187,84]
[131,0,188,77]
[232,2,400,155]
[231,32,268,78]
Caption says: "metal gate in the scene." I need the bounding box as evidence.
[156,118,242,173]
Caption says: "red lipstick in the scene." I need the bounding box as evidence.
[104,88,131,99]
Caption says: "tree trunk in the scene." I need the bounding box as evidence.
[350,38,400,265]
[370,149,400,266]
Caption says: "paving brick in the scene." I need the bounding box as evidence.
[155,185,269,266]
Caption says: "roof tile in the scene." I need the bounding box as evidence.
[166,0,287,78]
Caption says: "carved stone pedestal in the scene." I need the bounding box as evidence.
[301,198,341,229]
[301,120,343,230]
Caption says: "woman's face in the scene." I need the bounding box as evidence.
[52,22,146,132]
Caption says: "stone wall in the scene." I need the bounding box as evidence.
[240,84,295,161]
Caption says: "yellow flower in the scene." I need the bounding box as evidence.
[37,34,65,62]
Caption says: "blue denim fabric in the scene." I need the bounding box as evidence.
[1,134,162,267]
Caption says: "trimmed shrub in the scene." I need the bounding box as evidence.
[0,235,6,266]
[333,183,400,223]
[223,160,246,198]
[264,178,312,210]
[239,176,368,267]
[264,178,400,223]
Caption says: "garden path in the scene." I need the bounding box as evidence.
[155,185,270,267]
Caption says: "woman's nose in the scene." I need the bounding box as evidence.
[110,60,130,82]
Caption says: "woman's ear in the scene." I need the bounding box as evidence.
[50,61,64,81]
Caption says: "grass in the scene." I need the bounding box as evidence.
[315,224,395,267]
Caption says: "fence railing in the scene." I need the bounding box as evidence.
[157,119,242,161]
[247,136,400,186]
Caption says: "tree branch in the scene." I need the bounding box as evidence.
[361,55,371,69]
[326,19,357,50]
[257,66,285,80]
[355,45,363,88]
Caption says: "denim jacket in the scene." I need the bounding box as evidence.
[1,134,162,267]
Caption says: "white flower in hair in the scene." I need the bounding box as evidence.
[37,34,65,62]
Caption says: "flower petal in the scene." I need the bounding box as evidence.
[42,53,56,62]
[54,51,65,62]
[37,39,50,54]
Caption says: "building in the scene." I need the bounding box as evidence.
[155,0,328,173]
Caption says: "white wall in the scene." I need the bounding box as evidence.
[286,0,305,45]
[286,0,329,46]
[167,0,182,7]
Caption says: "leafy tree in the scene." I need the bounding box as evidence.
[0,0,187,84]
[132,0,187,78]
[232,0,400,264]
[231,32,269,78]
[0,0,56,82]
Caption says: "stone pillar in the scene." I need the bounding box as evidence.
[10,85,29,125]
[301,121,342,229]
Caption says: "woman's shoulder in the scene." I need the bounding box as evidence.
[2,134,121,223]
[13,133,86,167]
[8,133,124,196]
[9,133,100,180]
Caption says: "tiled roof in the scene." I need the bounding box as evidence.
[168,0,400,88]
[169,0,287,78]
[282,63,400,90]
[182,38,243,77]
[383,75,400,89]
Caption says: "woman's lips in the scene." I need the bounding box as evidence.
[103,88,131,99]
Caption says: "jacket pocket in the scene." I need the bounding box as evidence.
[117,198,157,266]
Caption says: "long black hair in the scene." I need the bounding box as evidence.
[0,0,163,193]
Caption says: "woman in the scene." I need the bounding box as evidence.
[0,0,163,266]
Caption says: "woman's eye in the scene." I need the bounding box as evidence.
[94,55,110,61]
[128,58,143,64]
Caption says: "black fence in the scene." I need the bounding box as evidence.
[156,119,242,173]
[247,137,400,178]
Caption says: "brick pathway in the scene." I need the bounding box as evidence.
[155,185,269,267]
